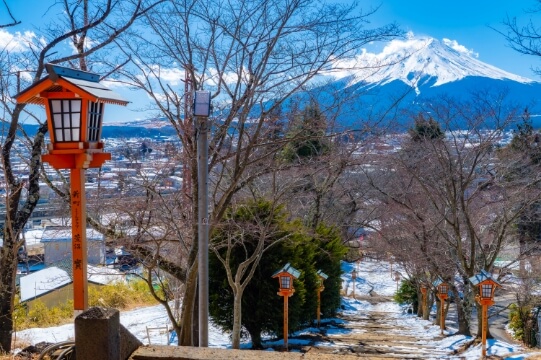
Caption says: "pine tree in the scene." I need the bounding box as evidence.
[208,200,346,348]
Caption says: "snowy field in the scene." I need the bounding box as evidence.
[12,260,541,359]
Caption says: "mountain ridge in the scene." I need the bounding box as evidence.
[340,36,536,93]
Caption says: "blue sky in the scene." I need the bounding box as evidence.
[363,0,541,79]
[1,0,540,122]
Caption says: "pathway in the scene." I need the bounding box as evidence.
[291,295,455,359]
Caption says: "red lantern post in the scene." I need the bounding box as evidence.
[272,263,301,351]
[434,279,449,335]
[16,64,127,313]
[316,270,328,327]
[420,285,428,319]
[469,270,502,358]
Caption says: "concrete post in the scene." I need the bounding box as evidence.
[75,307,120,360]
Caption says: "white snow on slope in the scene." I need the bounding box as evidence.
[329,34,534,93]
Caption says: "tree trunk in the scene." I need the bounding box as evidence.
[179,263,198,346]
[455,297,472,336]
[231,288,243,349]
[416,291,423,317]
[422,296,431,321]
[434,297,440,326]
[245,323,263,349]
[0,236,17,353]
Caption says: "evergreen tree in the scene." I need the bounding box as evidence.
[408,114,444,141]
[282,101,329,161]
[209,200,346,348]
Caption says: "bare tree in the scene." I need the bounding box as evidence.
[0,1,20,28]
[0,0,164,352]
[362,94,541,338]
[106,0,402,346]
[497,1,541,75]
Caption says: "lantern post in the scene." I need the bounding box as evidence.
[394,271,401,292]
[469,270,502,359]
[272,263,301,351]
[316,270,328,328]
[15,64,127,314]
[434,278,449,335]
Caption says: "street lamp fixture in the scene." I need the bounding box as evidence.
[15,64,127,313]
[469,270,502,358]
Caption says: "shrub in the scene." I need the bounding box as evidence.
[88,279,158,309]
[394,279,417,305]
[14,279,158,330]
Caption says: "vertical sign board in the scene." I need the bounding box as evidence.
[71,169,88,311]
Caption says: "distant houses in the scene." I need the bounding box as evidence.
[17,225,128,310]
[41,226,105,266]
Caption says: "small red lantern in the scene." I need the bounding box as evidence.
[469,270,502,358]
[272,263,301,351]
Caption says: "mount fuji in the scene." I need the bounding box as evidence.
[311,36,541,129]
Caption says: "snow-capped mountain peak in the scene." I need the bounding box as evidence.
[336,36,534,92]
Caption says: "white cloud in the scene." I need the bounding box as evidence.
[0,29,38,52]
[442,38,478,58]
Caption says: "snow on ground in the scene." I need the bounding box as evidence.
[13,259,541,359]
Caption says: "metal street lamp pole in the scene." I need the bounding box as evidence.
[195,91,211,347]
[197,114,209,347]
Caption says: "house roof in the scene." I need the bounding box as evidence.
[19,264,125,302]
[19,266,71,302]
[87,265,125,285]
[41,226,104,242]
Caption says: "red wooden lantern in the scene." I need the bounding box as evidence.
[272,263,301,350]
[469,270,502,357]
[16,64,127,312]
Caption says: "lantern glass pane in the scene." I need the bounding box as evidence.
[481,284,492,298]
[72,113,80,127]
[87,101,103,142]
[54,114,62,128]
[71,100,81,112]
[48,99,81,142]
[63,114,70,127]
[51,100,61,113]
[280,276,290,289]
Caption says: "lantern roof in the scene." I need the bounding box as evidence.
[15,64,128,106]
[468,270,502,287]
[316,270,328,280]
[433,278,444,287]
[272,262,301,279]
